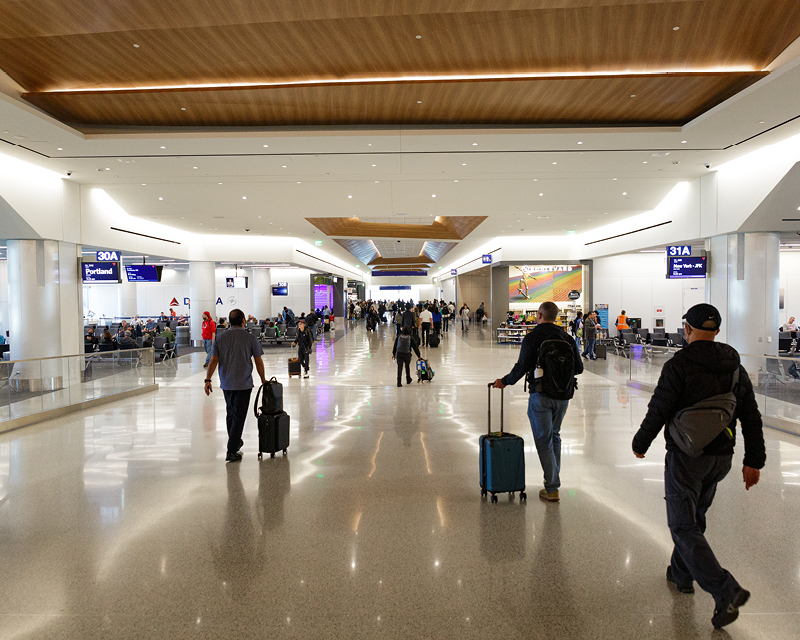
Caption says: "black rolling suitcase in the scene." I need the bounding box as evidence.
[595,343,607,359]
[254,382,290,459]
[428,333,440,348]
[479,383,527,503]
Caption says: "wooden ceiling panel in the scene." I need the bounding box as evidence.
[1,1,798,93]
[23,73,765,129]
[306,216,487,241]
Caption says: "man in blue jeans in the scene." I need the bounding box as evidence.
[204,309,267,462]
[493,301,583,501]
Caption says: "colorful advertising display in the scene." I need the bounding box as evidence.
[509,265,582,303]
[314,284,333,310]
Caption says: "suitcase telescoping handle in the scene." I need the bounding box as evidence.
[486,382,504,435]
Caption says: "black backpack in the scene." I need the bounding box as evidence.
[537,338,578,400]
[397,335,412,354]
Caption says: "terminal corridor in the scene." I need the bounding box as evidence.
[0,321,798,639]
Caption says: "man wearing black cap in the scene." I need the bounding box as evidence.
[631,303,765,629]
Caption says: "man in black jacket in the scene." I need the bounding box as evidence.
[392,326,421,387]
[493,301,583,502]
[632,304,765,630]
[292,318,315,379]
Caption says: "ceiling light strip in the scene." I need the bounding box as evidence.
[33,69,763,95]
[110,226,181,244]
[584,221,672,246]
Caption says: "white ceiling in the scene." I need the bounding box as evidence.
[1,47,800,268]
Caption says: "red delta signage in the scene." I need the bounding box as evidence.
[169,297,180,307]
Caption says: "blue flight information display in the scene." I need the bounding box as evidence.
[668,256,707,279]
[125,265,163,282]
[82,261,120,283]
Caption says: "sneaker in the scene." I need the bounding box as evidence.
[397,382,402,387]
[406,379,413,384]
[539,488,560,502]
[666,566,695,594]
[303,372,309,378]
[225,451,242,463]
[712,587,750,629]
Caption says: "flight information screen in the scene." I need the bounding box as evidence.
[668,256,706,279]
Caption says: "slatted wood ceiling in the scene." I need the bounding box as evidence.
[1,0,798,128]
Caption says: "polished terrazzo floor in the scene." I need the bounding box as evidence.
[1,321,799,639]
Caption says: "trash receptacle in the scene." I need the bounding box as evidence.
[176,326,190,347]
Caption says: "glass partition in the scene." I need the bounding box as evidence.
[0,349,155,424]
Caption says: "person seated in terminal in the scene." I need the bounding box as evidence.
[218,317,228,328]
[169,308,176,318]
[145,318,157,331]
[782,316,796,332]
[160,325,176,356]
[142,332,154,348]
[100,331,117,349]
[118,330,137,350]
[85,328,99,346]
[247,314,258,324]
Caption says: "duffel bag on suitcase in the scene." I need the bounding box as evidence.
[428,333,440,348]
[257,411,290,459]
[480,383,526,502]
[254,377,284,414]
[416,358,434,383]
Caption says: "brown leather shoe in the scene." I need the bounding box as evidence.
[539,489,560,502]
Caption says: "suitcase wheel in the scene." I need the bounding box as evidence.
[283,449,287,456]
[481,488,487,498]
[258,452,263,460]
[509,492,515,500]
[270,452,276,459]
[520,492,527,501]
[491,494,498,504]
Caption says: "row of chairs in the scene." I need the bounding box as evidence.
[778,332,797,355]
[613,329,685,358]
[85,337,174,361]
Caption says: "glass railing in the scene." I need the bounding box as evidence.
[626,342,800,429]
[0,348,155,423]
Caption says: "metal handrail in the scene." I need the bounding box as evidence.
[2,347,154,365]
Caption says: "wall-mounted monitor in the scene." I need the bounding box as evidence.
[82,261,121,283]
[272,285,288,296]
[667,256,707,279]
[125,265,163,282]
[225,276,248,289]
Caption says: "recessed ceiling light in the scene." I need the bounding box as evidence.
[263,144,269,148]
[282,165,287,168]
[105,167,110,170]
[193,166,198,169]
[141,183,146,185]
[432,194,436,197]
[552,162,557,165]
[604,212,608,215]
[348,195,352,198]
[158,197,163,200]
[673,26,680,30]
[613,178,618,180]
[681,140,688,144]
[622,192,628,195]
[181,216,185,219]
[416,100,422,104]
[758,121,765,124]
[462,163,467,166]
[160,146,166,149]
[539,193,544,196]
[454,180,458,182]
[643,161,648,164]
[57,147,63,150]
[181,107,186,111]
[372,164,376,167]
[375,180,379,183]
[472,143,477,146]
[577,141,583,145]
[368,143,372,146]
[133,43,140,48]
[538,216,548,219]
[218,182,222,184]
[416,34,422,39]
[297,181,301,184]
[242,196,247,199]
[630,94,636,98]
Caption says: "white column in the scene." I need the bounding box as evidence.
[58,242,83,357]
[706,232,779,356]
[117,274,137,318]
[252,268,272,320]
[0,258,8,342]
[190,261,216,344]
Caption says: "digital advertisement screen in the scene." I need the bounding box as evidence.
[82,261,121,283]
[668,256,707,279]
[125,265,163,282]
[225,277,248,289]
[509,265,583,303]
[272,286,288,296]
[314,284,333,310]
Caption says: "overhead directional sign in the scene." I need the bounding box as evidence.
[482,254,492,264]
[451,269,457,275]
[96,250,120,261]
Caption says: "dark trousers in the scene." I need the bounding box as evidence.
[299,348,310,373]
[433,321,441,335]
[222,389,252,454]
[421,322,431,345]
[396,353,412,384]
[665,451,740,607]
[443,317,449,332]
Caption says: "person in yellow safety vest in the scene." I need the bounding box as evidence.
[616,311,630,338]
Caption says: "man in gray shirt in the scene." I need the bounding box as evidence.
[204,309,266,462]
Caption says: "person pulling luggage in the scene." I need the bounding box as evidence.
[292,318,314,379]
[392,326,421,387]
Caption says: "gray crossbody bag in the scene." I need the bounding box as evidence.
[668,369,739,458]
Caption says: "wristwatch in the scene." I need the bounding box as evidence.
[204,379,212,383]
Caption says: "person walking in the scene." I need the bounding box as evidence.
[392,326,421,387]
[204,309,267,463]
[493,301,583,501]
[571,311,583,353]
[582,311,597,360]
[292,318,314,379]
[476,302,486,325]
[460,305,471,333]
[419,304,433,346]
[441,302,450,333]
[202,311,216,368]
[616,309,630,339]
[432,305,442,337]
[631,304,765,630]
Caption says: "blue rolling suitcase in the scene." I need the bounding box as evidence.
[480,383,527,503]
